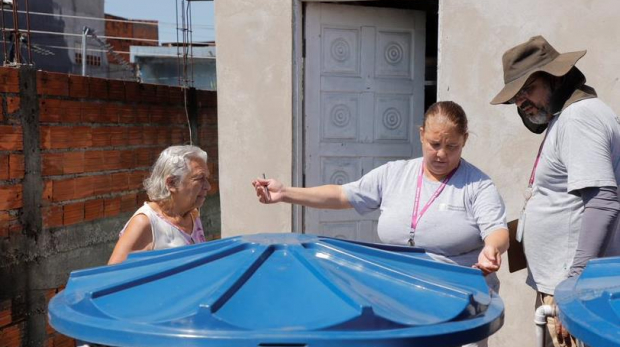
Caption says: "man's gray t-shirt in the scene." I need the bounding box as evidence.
[343,158,507,269]
[523,98,620,294]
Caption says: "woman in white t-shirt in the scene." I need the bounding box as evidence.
[252,101,509,279]
[108,145,212,265]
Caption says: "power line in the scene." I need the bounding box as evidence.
[37,44,215,60]
[22,29,160,43]
[13,9,214,29]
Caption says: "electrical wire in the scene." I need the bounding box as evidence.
[22,29,160,43]
[13,9,214,29]
[36,44,215,59]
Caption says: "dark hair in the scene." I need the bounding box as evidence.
[423,101,468,135]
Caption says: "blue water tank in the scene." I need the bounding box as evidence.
[49,233,504,346]
[555,256,620,347]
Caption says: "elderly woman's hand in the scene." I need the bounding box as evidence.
[252,177,284,204]
[473,245,501,276]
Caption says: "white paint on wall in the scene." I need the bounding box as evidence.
[438,1,620,346]
[215,0,293,237]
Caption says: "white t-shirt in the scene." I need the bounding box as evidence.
[523,98,620,294]
[343,158,507,269]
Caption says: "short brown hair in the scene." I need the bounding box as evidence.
[423,101,468,135]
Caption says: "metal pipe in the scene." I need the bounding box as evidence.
[81,26,88,76]
[24,0,31,64]
[10,0,19,64]
[1,1,8,64]
[534,304,556,347]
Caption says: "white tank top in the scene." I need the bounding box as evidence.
[119,203,206,250]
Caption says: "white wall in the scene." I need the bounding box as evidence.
[215,0,293,237]
[438,1,620,346]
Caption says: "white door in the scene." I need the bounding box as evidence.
[304,3,426,242]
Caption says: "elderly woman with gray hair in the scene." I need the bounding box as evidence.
[108,145,211,264]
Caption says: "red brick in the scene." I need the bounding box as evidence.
[135,148,152,167]
[42,153,63,176]
[84,199,104,221]
[118,106,136,124]
[0,300,11,328]
[91,127,111,147]
[104,197,121,217]
[59,100,82,123]
[39,99,62,123]
[73,176,94,199]
[0,155,8,180]
[50,333,75,347]
[81,103,102,123]
[0,323,23,347]
[127,128,142,146]
[135,106,149,123]
[108,80,125,101]
[92,175,112,195]
[37,71,69,96]
[169,108,186,124]
[88,77,109,100]
[102,150,121,170]
[197,90,217,107]
[44,126,92,149]
[52,179,75,202]
[63,202,84,226]
[120,193,137,213]
[142,128,157,145]
[155,85,170,104]
[8,154,24,179]
[169,87,184,104]
[140,84,157,103]
[0,185,22,210]
[42,206,63,228]
[61,152,84,174]
[83,151,105,172]
[42,180,53,202]
[150,109,166,124]
[109,128,128,147]
[0,67,19,93]
[0,125,23,151]
[68,74,89,98]
[111,172,129,191]
[156,127,169,145]
[124,81,140,100]
[120,150,134,169]
[199,107,218,125]
[200,127,218,146]
[102,104,120,123]
[171,128,184,143]
[128,171,148,189]
[6,97,19,114]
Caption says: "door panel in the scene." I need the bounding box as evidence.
[304,3,426,241]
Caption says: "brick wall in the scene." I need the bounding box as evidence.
[0,66,219,346]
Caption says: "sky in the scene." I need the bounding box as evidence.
[104,0,215,44]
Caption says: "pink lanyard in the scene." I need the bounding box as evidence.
[411,162,458,231]
[528,130,550,187]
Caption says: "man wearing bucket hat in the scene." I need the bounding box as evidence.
[492,35,620,347]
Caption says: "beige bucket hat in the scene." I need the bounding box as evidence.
[491,35,586,105]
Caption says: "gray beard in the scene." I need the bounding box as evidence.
[527,111,550,124]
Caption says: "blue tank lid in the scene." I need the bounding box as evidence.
[555,256,620,347]
[49,233,504,346]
